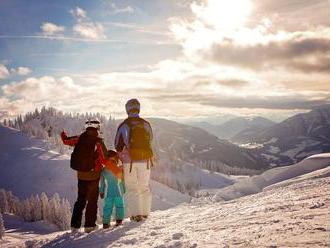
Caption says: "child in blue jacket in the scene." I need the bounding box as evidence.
[100,150,125,228]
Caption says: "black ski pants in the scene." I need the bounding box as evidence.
[71,179,99,228]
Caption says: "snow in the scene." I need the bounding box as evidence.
[261,153,278,161]
[238,142,264,149]
[264,137,278,144]
[2,167,329,247]
[213,153,330,201]
[268,145,280,154]
[1,124,330,247]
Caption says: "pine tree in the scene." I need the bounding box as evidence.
[0,189,8,214]
[0,212,4,239]
[34,195,42,221]
[5,191,14,213]
[49,193,61,227]
[22,199,32,222]
[40,192,50,221]
[59,199,71,230]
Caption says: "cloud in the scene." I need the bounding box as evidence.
[209,37,330,73]
[146,92,330,110]
[0,64,10,79]
[71,6,107,39]
[11,67,33,75]
[2,76,82,102]
[251,0,330,30]
[41,22,65,35]
[73,22,106,40]
[193,78,250,89]
[70,7,87,20]
[110,3,134,14]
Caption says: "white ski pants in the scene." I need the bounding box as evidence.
[123,162,152,217]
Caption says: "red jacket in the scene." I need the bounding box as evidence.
[61,131,121,176]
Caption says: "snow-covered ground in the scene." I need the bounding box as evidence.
[1,125,330,247]
[1,164,329,248]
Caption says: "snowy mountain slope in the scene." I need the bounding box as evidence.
[0,214,58,248]
[149,118,267,170]
[12,108,267,172]
[0,126,191,210]
[234,105,330,165]
[212,153,330,201]
[2,160,329,248]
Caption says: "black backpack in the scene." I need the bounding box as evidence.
[124,117,153,161]
[70,131,99,172]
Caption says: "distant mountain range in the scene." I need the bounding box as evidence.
[148,118,266,170]
[233,105,330,165]
[189,116,275,140]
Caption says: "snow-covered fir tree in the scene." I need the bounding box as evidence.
[0,190,71,230]
[0,189,8,214]
[22,199,32,222]
[40,192,50,221]
[0,212,4,239]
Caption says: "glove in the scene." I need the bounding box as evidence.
[100,192,104,199]
[60,130,67,140]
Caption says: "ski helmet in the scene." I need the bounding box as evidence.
[125,98,140,115]
[85,118,101,130]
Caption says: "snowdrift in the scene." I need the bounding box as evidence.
[213,153,330,201]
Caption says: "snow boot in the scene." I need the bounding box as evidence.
[103,223,110,229]
[84,226,98,233]
[115,220,123,226]
[130,215,144,222]
[71,227,80,233]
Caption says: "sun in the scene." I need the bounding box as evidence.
[193,0,253,31]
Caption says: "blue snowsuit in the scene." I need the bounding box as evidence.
[100,168,125,224]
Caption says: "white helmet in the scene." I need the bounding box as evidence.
[85,118,101,130]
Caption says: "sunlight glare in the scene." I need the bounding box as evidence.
[193,0,253,31]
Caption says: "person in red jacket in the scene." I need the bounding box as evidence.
[61,119,121,233]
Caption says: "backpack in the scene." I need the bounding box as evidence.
[70,131,99,172]
[124,117,153,161]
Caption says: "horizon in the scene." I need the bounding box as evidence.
[1,0,330,121]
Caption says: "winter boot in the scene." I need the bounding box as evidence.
[84,226,98,233]
[103,223,110,229]
[131,215,143,222]
[115,220,123,226]
[71,227,80,233]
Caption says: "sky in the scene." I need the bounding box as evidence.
[0,0,330,122]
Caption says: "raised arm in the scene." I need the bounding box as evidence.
[60,131,79,146]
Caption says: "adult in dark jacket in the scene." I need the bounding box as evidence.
[61,119,121,233]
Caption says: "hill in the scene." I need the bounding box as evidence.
[2,154,329,247]
[190,116,274,140]
[233,105,330,165]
